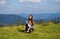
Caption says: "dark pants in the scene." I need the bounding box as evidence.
[25,24,29,31]
[25,24,34,32]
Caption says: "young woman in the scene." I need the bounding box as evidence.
[28,14,34,31]
[25,14,35,32]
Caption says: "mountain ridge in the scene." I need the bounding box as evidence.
[0,13,60,26]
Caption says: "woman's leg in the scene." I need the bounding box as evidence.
[27,27,30,32]
[25,24,28,31]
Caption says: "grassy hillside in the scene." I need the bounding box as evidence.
[0,24,60,39]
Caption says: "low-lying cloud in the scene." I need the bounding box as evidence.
[20,0,41,3]
[0,0,6,5]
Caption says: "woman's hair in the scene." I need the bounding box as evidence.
[28,14,34,26]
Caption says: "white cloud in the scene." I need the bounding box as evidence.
[0,0,6,5]
[56,0,60,1]
[20,0,41,3]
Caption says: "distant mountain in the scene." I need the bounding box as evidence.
[0,14,26,25]
[18,13,60,20]
[0,13,60,26]
[18,13,60,23]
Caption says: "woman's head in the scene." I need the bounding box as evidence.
[29,14,33,19]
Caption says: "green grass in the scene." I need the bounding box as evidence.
[0,24,60,39]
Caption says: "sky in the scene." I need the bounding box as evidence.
[0,0,60,14]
